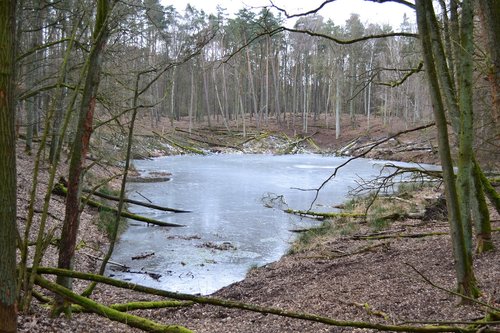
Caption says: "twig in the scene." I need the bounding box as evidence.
[304,123,436,210]
[405,263,500,312]
[82,252,129,269]
[135,191,152,203]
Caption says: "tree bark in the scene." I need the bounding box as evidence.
[472,161,494,253]
[455,0,475,261]
[0,0,18,331]
[56,0,111,310]
[478,0,500,124]
[415,0,478,299]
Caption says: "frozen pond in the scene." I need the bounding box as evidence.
[108,154,430,294]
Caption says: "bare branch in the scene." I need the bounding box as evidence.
[378,61,424,87]
[305,122,436,210]
[269,0,415,19]
[279,27,418,44]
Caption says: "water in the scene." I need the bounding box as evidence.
[108,154,430,294]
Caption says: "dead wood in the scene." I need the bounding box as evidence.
[279,132,319,154]
[174,128,243,151]
[82,252,129,269]
[284,208,365,220]
[131,252,155,260]
[152,131,206,155]
[351,231,448,240]
[52,183,185,227]
[34,266,495,333]
[301,242,392,260]
[34,274,193,333]
[70,300,193,313]
[82,187,191,213]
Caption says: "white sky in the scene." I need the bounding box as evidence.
[163,0,416,29]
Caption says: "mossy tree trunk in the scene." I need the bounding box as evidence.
[0,0,18,331]
[56,0,111,312]
[415,0,478,299]
[455,0,475,269]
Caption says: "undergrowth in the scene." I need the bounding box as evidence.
[288,180,436,254]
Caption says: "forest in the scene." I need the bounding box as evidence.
[0,0,499,332]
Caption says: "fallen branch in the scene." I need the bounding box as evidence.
[71,300,193,313]
[132,252,155,260]
[352,231,447,240]
[279,132,319,154]
[152,131,206,155]
[82,252,129,269]
[52,183,185,227]
[174,128,243,151]
[34,275,192,333]
[405,263,500,313]
[284,209,365,220]
[307,123,436,210]
[34,267,497,333]
[302,242,392,260]
[83,188,191,213]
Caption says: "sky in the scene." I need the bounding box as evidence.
[163,0,416,29]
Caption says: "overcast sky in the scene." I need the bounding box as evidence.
[163,0,416,28]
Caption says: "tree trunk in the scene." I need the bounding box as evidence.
[455,0,475,262]
[335,75,341,139]
[415,0,478,299]
[0,0,18,331]
[478,0,500,124]
[471,161,494,253]
[56,0,111,312]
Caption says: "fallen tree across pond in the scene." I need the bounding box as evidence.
[34,267,498,333]
[52,183,185,227]
[81,187,191,213]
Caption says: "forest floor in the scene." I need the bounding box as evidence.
[16,114,500,332]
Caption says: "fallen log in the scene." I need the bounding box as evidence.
[152,131,206,155]
[35,267,496,333]
[279,132,319,154]
[52,183,185,227]
[174,127,243,151]
[71,300,193,313]
[34,275,192,333]
[284,209,365,220]
[82,188,191,213]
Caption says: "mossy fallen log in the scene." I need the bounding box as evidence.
[284,209,365,220]
[52,183,185,227]
[34,267,496,333]
[71,300,193,313]
[34,275,192,333]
